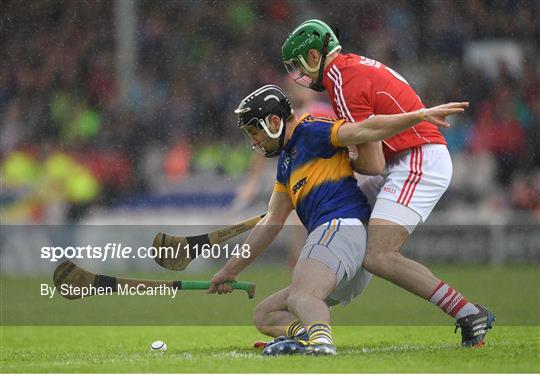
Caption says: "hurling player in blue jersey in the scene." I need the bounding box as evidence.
[209,85,467,356]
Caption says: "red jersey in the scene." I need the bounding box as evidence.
[322,53,446,159]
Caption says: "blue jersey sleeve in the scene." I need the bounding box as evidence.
[300,118,346,158]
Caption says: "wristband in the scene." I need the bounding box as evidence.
[418,108,426,121]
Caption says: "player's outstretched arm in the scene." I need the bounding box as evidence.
[337,102,469,146]
[209,189,293,294]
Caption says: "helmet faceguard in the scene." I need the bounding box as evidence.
[237,115,285,157]
[283,59,313,89]
[234,85,293,158]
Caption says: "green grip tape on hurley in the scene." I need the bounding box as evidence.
[180,280,256,299]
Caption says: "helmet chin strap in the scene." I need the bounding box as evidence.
[259,116,284,139]
[253,116,286,158]
[257,100,292,157]
[263,126,286,157]
[309,32,331,92]
[262,115,289,157]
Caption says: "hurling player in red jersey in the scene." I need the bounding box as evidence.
[282,20,494,347]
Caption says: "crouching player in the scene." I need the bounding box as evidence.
[209,84,468,355]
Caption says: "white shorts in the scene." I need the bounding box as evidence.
[359,144,452,233]
[298,218,372,306]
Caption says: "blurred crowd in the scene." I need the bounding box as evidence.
[1,0,539,223]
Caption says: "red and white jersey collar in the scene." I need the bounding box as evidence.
[322,53,347,91]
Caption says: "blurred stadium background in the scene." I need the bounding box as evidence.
[1,0,539,272]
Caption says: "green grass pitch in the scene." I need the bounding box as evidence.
[1,265,539,372]
[2,326,539,373]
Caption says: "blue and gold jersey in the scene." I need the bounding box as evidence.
[274,114,370,233]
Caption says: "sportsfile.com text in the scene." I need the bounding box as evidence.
[40,243,251,262]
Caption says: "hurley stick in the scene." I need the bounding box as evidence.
[152,212,266,271]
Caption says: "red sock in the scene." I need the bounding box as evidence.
[429,281,479,319]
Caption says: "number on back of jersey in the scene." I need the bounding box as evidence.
[359,56,409,86]
[359,56,381,68]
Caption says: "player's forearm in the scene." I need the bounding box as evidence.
[340,110,424,145]
[223,216,283,275]
[358,110,424,142]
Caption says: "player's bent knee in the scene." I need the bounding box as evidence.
[252,304,271,333]
[253,298,275,323]
[252,302,265,324]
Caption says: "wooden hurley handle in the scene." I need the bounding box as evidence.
[208,213,266,244]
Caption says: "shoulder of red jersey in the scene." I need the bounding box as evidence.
[324,53,378,90]
[331,53,387,71]
[323,53,378,122]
